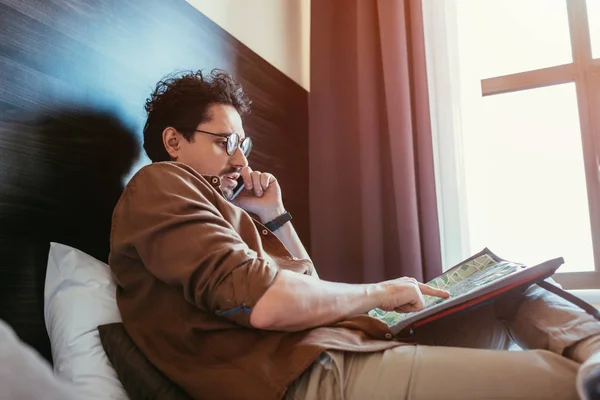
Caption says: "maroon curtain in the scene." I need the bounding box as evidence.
[309,0,442,284]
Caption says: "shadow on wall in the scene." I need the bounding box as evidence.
[0,107,139,262]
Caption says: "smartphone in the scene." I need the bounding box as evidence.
[230,176,245,200]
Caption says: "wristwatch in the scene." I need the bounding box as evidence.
[264,211,292,232]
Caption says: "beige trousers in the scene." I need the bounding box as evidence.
[285,282,600,400]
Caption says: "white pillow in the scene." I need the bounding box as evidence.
[44,242,128,400]
[0,319,81,400]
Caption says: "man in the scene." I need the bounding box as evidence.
[109,69,600,400]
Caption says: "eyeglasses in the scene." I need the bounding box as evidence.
[194,129,253,157]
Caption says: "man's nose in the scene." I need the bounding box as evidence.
[231,147,249,167]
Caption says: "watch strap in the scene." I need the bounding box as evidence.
[264,211,292,232]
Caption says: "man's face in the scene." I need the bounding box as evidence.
[172,104,248,199]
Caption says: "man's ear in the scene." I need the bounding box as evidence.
[162,127,181,160]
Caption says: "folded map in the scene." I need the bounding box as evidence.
[368,248,563,336]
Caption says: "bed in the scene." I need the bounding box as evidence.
[0,0,309,397]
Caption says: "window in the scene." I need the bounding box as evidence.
[424,0,600,288]
[588,0,600,58]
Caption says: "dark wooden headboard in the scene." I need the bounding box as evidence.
[0,0,308,362]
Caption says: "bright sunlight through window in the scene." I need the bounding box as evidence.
[588,0,600,58]
[453,0,596,272]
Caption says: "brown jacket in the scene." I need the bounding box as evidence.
[109,162,401,400]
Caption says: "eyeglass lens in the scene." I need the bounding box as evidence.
[227,133,252,157]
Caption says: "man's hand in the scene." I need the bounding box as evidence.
[232,166,285,223]
[377,277,450,313]
[232,167,311,262]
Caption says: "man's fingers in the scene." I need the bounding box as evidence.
[395,304,423,313]
[250,171,263,196]
[259,173,271,191]
[418,283,450,298]
[395,298,424,313]
[241,167,253,190]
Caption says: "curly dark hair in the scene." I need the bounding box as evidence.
[143,69,252,162]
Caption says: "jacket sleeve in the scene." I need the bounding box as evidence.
[111,164,278,328]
